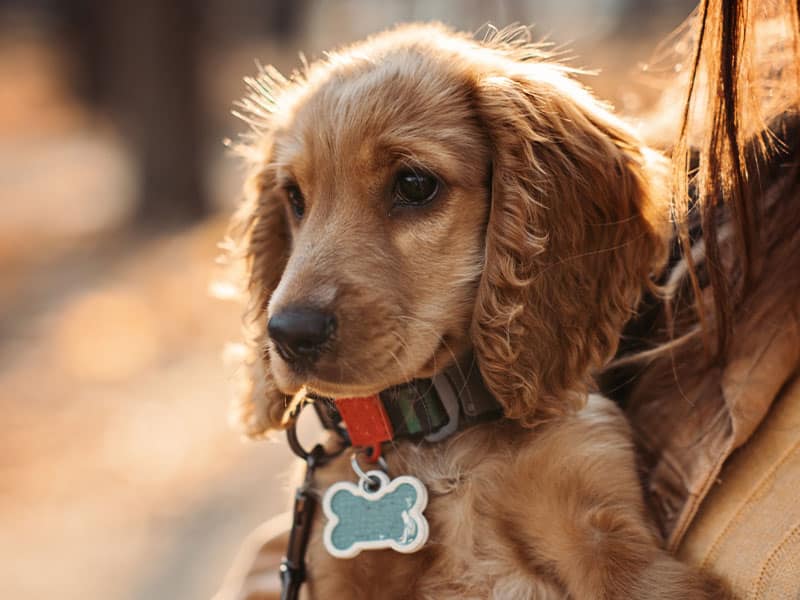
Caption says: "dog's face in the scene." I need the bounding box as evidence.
[263,63,491,397]
[228,25,669,435]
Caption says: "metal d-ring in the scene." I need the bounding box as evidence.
[286,419,314,462]
[350,451,388,492]
[280,397,349,600]
[286,400,347,467]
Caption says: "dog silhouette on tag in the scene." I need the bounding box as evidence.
[322,471,429,558]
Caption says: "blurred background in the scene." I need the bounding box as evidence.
[0,1,694,598]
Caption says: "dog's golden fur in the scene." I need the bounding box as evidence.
[223,24,729,598]
[306,398,730,599]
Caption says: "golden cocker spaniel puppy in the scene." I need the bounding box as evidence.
[223,24,730,599]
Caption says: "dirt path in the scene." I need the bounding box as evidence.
[0,218,297,600]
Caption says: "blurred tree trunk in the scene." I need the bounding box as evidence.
[103,0,207,227]
[615,0,696,35]
[61,0,312,229]
[65,0,208,228]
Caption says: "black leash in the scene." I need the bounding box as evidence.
[280,402,348,600]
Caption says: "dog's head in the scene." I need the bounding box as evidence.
[225,25,668,436]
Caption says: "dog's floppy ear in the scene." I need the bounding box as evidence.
[220,67,297,438]
[471,66,668,425]
[223,158,291,438]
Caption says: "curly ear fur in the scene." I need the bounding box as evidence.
[224,164,291,438]
[471,67,669,425]
[220,66,301,439]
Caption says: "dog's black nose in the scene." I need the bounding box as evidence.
[268,306,336,365]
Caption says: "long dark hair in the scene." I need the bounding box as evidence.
[670,0,800,360]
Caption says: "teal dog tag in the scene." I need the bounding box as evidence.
[322,470,429,559]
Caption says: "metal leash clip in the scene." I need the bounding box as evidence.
[280,399,348,600]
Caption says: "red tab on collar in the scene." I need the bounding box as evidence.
[334,395,393,459]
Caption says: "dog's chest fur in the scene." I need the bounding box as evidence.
[303,395,636,599]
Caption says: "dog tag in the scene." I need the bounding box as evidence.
[322,470,429,559]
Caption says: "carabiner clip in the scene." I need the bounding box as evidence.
[280,398,349,600]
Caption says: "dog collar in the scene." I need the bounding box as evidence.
[279,356,501,595]
[308,355,502,461]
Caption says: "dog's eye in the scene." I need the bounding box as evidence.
[285,185,305,219]
[393,171,439,207]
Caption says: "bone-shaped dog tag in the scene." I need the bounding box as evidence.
[322,470,429,559]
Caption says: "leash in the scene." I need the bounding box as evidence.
[278,355,501,599]
[280,404,347,600]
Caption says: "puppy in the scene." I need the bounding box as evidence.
[224,24,730,599]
